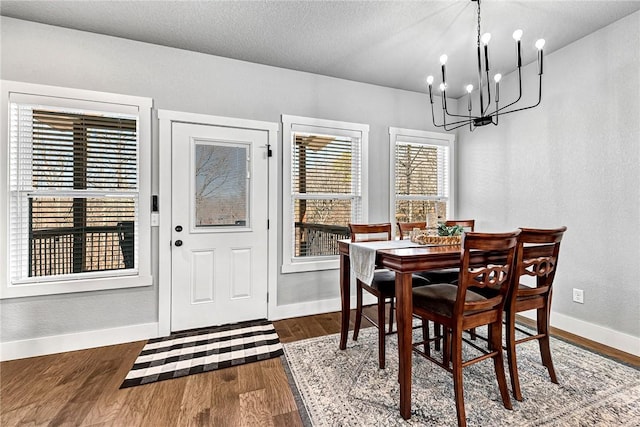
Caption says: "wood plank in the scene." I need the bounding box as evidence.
[0,311,637,427]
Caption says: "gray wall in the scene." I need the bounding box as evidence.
[3,10,638,345]
[0,17,454,341]
[457,11,640,337]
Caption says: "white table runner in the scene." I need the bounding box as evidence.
[349,240,422,285]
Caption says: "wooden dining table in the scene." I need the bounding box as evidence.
[338,239,463,420]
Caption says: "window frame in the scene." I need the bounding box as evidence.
[1,80,153,299]
[281,115,369,273]
[389,127,456,230]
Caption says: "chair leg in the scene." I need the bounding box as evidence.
[468,327,477,340]
[388,297,395,334]
[443,327,451,368]
[537,305,558,383]
[434,323,442,351]
[422,319,431,356]
[451,327,467,427]
[353,282,363,341]
[505,309,523,401]
[490,321,512,410]
[377,297,386,369]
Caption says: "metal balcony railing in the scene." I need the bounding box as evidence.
[29,221,134,277]
[295,222,350,257]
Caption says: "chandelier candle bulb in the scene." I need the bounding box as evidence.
[440,55,447,85]
[494,73,502,102]
[466,84,474,111]
[426,75,434,103]
[482,33,491,71]
[513,29,523,67]
[512,29,523,41]
[536,39,545,75]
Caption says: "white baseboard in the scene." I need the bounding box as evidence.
[0,322,159,361]
[269,294,377,321]
[520,310,639,357]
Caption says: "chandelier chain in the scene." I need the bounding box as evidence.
[476,0,481,47]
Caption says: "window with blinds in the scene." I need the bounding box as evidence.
[391,128,454,227]
[9,103,139,283]
[292,133,360,257]
[282,115,368,273]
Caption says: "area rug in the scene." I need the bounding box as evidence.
[282,326,640,426]
[121,319,283,388]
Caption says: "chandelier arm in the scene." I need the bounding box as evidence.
[434,99,476,130]
[445,121,474,131]
[494,66,523,114]
[491,74,542,116]
[482,69,492,116]
[442,97,480,119]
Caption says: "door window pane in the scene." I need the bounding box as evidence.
[194,142,249,227]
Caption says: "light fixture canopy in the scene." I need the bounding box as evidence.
[426,0,545,131]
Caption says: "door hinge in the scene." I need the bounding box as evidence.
[267,144,273,157]
[267,292,269,303]
[267,219,270,229]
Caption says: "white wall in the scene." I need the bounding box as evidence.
[0,17,456,348]
[457,11,640,348]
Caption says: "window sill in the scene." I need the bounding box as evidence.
[281,258,339,274]
[0,274,153,299]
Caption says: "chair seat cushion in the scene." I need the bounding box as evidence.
[368,270,430,296]
[412,283,487,318]
[416,268,460,285]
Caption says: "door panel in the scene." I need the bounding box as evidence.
[171,122,269,331]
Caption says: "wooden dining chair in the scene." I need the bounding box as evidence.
[411,230,520,427]
[349,223,429,369]
[396,221,427,239]
[505,226,567,401]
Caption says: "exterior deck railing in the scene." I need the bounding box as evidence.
[29,222,134,277]
[295,222,350,257]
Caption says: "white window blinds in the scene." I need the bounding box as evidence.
[282,115,369,273]
[392,130,453,225]
[291,131,361,257]
[9,100,140,283]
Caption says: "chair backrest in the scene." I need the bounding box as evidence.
[455,231,520,316]
[396,221,427,240]
[349,223,392,242]
[511,227,567,301]
[445,219,475,231]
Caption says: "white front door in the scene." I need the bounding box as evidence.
[171,122,269,331]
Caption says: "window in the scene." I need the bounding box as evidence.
[1,81,152,298]
[282,115,368,273]
[390,127,455,229]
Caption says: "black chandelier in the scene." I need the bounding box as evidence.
[426,0,545,131]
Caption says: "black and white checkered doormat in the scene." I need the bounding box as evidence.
[120,319,283,388]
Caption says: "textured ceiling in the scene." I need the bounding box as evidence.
[2,1,640,98]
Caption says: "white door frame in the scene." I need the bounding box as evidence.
[158,110,278,336]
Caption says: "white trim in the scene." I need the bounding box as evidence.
[388,127,456,231]
[0,322,159,361]
[158,110,278,336]
[268,294,377,321]
[0,80,153,299]
[281,114,369,274]
[520,310,640,357]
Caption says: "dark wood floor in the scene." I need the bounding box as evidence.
[1,309,637,426]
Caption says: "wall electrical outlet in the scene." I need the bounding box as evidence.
[572,288,584,304]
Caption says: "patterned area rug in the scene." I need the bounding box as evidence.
[282,326,640,426]
[121,319,283,388]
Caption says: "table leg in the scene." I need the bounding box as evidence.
[396,271,413,419]
[339,252,350,350]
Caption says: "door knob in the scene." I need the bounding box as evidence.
[175,240,183,247]
[175,225,183,232]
